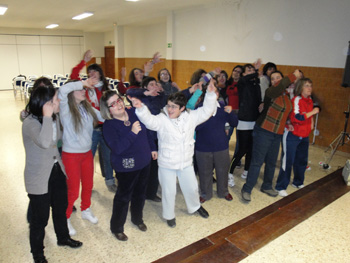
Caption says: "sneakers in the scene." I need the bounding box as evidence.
[67,218,76,236]
[260,188,278,197]
[278,190,288,197]
[241,189,251,202]
[292,184,305,189]
[306,165,311,171]
[228,173,235,187]
[241,170,248,179]
[81,208,98,224]
[107,184,118,193]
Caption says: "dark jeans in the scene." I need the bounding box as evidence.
[243,126,282,194]
[229,129,252,173]
[28,163,69,257]
[110,163,150,233]
[276,132,309,190]
[91,127,115,185]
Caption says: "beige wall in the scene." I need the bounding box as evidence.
[172,0,349,68]
[123,23,167,58]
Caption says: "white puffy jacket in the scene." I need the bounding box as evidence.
[135,91,217,170]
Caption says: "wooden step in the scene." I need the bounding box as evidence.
[154,168,350,263]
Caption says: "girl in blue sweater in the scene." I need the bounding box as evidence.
[101,90,156,241]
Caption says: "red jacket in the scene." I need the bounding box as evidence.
[70,60,103,123]
[290,95,314,138]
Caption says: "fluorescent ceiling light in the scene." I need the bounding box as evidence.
[126,0,139,1]
[72,12,94,20]
[46,24,59,29]
[0,4,8,15]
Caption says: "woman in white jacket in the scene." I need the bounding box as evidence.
[130,79,217,228]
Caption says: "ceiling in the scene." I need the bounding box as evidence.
[0,0,217,32]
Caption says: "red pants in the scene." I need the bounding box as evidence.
[62,151,94,219]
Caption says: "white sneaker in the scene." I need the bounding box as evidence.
[67,218,76,236]
[241,170,248,179]
[292,184,304,189]
[228,173,235,187]
[81,208,98,224]
[278,190,288,197]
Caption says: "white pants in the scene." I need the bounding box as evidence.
[158,165,201,220]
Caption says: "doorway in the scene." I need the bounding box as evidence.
[104,46,115,78]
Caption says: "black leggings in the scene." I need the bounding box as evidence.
[229,130,253,173]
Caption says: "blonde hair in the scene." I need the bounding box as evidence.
[67,91,98,133]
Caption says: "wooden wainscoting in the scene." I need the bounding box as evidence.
[104,57,350,154]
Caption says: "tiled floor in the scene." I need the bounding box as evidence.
[1,90,349,263]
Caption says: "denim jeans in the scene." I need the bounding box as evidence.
[243,126,282,194]
[276,132,309,190]
[91,128,115,186]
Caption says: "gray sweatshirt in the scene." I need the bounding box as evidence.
[58,81,95,153]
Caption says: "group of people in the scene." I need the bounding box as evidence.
[22,51,319,263]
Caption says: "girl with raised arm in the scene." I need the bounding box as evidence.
[130,79,217,228]
[23,78,82,263]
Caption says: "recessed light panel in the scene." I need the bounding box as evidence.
[46,24,59,29]
[72,12,94,20]
[0,4,8,15]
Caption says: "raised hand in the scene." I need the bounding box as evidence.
[144,89,159,97]
[189,82,203,94]
[293,69,303,81]
[83,50,93,63]
[131,121,142,134]
[254,58,262,70]
[152,52,162,64]
[121,67,126,82]
[213,67,221,75]
[144,61,153,74]
[128,96,142,108]
[83,76,98,88]
[43,100,54,117]
[207,79,216,93]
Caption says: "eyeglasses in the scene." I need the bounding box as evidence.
[160,73,169,76]
[233,69,242,73]
[108,98,123,108]
[166,104,179,110]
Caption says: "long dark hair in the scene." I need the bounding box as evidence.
[129,68,143,87]
[227,65,243,85]
[87,63,109,91]
[262,62,277,76]
[25,77,56,123]
[157,68,172,83]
